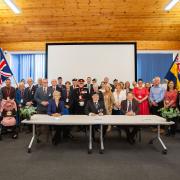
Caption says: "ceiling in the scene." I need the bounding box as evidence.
[0,0,180,43]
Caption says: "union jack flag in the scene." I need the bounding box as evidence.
[0,48,13,84]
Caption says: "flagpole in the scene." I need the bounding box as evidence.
[12,75,18,88]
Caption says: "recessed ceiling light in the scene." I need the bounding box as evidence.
[4,0,21,14]
[165,0,179,11]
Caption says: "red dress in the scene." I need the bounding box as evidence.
[133,87,150,115]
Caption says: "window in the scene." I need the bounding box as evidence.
[137,53,173,82]
[10,53,46,83]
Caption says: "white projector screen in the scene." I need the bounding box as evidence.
[46,43,137,83]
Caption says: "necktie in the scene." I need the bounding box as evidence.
[87,84,90,93]
[95,102,99,109]
[127,101,132,112]
[43,87,47,94]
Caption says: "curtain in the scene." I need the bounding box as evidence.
[10,53,45,83]
[137,53,173,82]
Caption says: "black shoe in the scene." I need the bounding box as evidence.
[127,137,135,145]
[52,139,59,146]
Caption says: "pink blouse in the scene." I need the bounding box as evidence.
[164,90,177,108]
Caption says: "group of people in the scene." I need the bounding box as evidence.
[0,76,179,145]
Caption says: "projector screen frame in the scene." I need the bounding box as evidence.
[45,42,137,81]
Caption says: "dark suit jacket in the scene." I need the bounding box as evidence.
[0,86,16,100]
[15,89,26,106]
[84,84,93,93]
[24,85,36,106]
[85,100,106,115]
[121,99,139,115]
[47,99,64,115]
[90,91,104,102]
[49,85,61,93]
[57,84,66,91]
[34,87,53,113]
[34,84,42,92]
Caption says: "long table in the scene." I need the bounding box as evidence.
[22,114,174,154]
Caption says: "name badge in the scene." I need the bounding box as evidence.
[79,101,84,106]
[21,99,23,103]
[138,95,142,98]
[66,98,69,103]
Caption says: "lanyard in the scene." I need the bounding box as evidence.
[6,87,11,98]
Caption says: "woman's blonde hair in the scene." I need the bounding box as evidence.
[53,90,61,98]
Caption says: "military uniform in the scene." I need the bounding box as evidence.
[73,79,89,115]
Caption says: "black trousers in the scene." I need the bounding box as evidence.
[92,125,108,140]
[123,126,140,140]
[167,117,178,135]
[150,101,163,116]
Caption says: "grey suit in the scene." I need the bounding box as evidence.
[34,87,53,113]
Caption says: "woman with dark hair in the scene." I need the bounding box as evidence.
[133,79,149,115]
[164,80,177,136]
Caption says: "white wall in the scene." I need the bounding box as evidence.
[47,44,136,83]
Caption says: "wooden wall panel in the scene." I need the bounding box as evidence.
[0,41,180,51]
[0,0,180,44]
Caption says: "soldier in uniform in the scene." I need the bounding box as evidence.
[73,79,89,115]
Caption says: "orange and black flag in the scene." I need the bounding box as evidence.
[165,53,180,91]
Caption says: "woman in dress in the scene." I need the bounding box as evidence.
[103,85,115,132]
[164,80,177,136]
[133,79,149,115]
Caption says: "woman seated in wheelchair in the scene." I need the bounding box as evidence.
[0,99,18,139]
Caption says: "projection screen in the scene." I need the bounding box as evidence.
[46,43,137,83]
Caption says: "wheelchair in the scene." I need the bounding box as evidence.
[0,99,18,140]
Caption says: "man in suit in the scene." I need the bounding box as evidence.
[104,77,114,92]
[0,78,16,100]
[71,78,78,90]
[24,78,36,107]
[34,78,53,141]
[84,77,93,96]
[34,78,53,114]
[57,77,65,91]
[121,92,139,144]
[34,78,43,91]
[85,92,107,141]
[49,79,61,93]
[90,84,104,102]
[23,78,36,133]
[112,79,118,92]
[125,81,132,94]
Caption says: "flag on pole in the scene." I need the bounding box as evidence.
[165,53,180,91]
[0,48,13,84]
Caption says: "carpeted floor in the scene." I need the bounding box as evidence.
[0,128,180,180]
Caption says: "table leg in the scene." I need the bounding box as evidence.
[157,125,167,154]
[149,125,167,154]
[88,125,92,154]
[99,125,104,154]
[27,124,35,153]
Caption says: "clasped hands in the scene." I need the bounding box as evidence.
[126,111,135,116]
[52,113,62,117]
[89,112,104,116]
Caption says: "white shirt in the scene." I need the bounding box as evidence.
[113,90,126,110]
